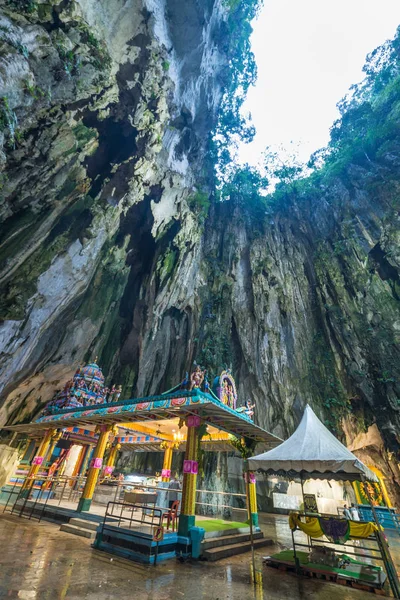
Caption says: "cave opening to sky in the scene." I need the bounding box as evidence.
[239,0,400,166]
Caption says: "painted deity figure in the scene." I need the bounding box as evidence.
[190,366,205,390]
[113,385,122,402]
[244,399,255,419]
[226,383,234,409]
[221,379,229,405]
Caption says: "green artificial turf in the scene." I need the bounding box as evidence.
[269,550,381,583]
[199,519,248,532]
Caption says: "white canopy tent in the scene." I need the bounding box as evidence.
[245,405,400,597]
[247,404,378,482]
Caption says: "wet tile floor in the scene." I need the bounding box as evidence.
[1,513,398,600]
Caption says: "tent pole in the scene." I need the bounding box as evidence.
[300,472,305,506]
[361,475,400,598]
[245,465,256,586]
[300,472,311,550]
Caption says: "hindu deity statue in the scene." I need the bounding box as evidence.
[189,365,206,390]
[212,370,238,409]
[244,399,255,419]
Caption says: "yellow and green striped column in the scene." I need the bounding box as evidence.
[104,442,121,475]
[161,445,173,482]
[45,431,62,465]
[21,428,58,494]
[77,424,114,512]
[178,416,200,536]
[247,472,259,528]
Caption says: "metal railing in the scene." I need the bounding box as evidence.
[3,474,88,518]
[290,512,393,594]
[3,474,249,525]
[97,501,164,564]
[195,488,248,520]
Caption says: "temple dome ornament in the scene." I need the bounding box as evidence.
[42,360,121,415]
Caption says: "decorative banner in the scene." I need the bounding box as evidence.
[32,456,43,466]
[303,493,318,513]
[187,415,201,427]
[104,466,114,475]
[183,460,193,473]
[90,457,103,469]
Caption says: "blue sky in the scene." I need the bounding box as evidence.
[239,0,400,165]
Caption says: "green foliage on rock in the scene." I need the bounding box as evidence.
[213,0,262,177]
[6,0,37,14]
[0,96,20,148]
[187,190,211,223]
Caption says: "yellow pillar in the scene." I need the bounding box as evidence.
[77,424,115,512]
[79,444,93,476]
[45,431,62,465]
[178,416,199,536]
[247,472,259,528]
[22,428,57,490]
[161,445,173,482]
[104,443,121,475]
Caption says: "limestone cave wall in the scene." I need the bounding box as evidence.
[0,0,399,503]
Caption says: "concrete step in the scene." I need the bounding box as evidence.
[203,537,274,562]
[60,523,96,539]
[69,518,99,531]
[204,526,250,539]
[201,531,263,551]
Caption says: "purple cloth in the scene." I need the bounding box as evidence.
[319,517,350,543]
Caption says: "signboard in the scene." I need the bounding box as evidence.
[153,526,164,542]
[303,493,318,513]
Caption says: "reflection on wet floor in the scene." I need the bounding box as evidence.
[1,512,398,600]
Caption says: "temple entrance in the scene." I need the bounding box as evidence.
[63,445,83,478]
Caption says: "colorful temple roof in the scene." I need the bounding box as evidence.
[42,360,121,416]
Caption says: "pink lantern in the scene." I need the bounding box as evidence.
[32,456,43,466]
[187,415,201,427]
[90,457,103,469]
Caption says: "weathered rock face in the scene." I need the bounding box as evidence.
[195,158,400,503]
[0,1,399,503]
[0,0,226,424]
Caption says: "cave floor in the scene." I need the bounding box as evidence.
[1,512,391,600]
